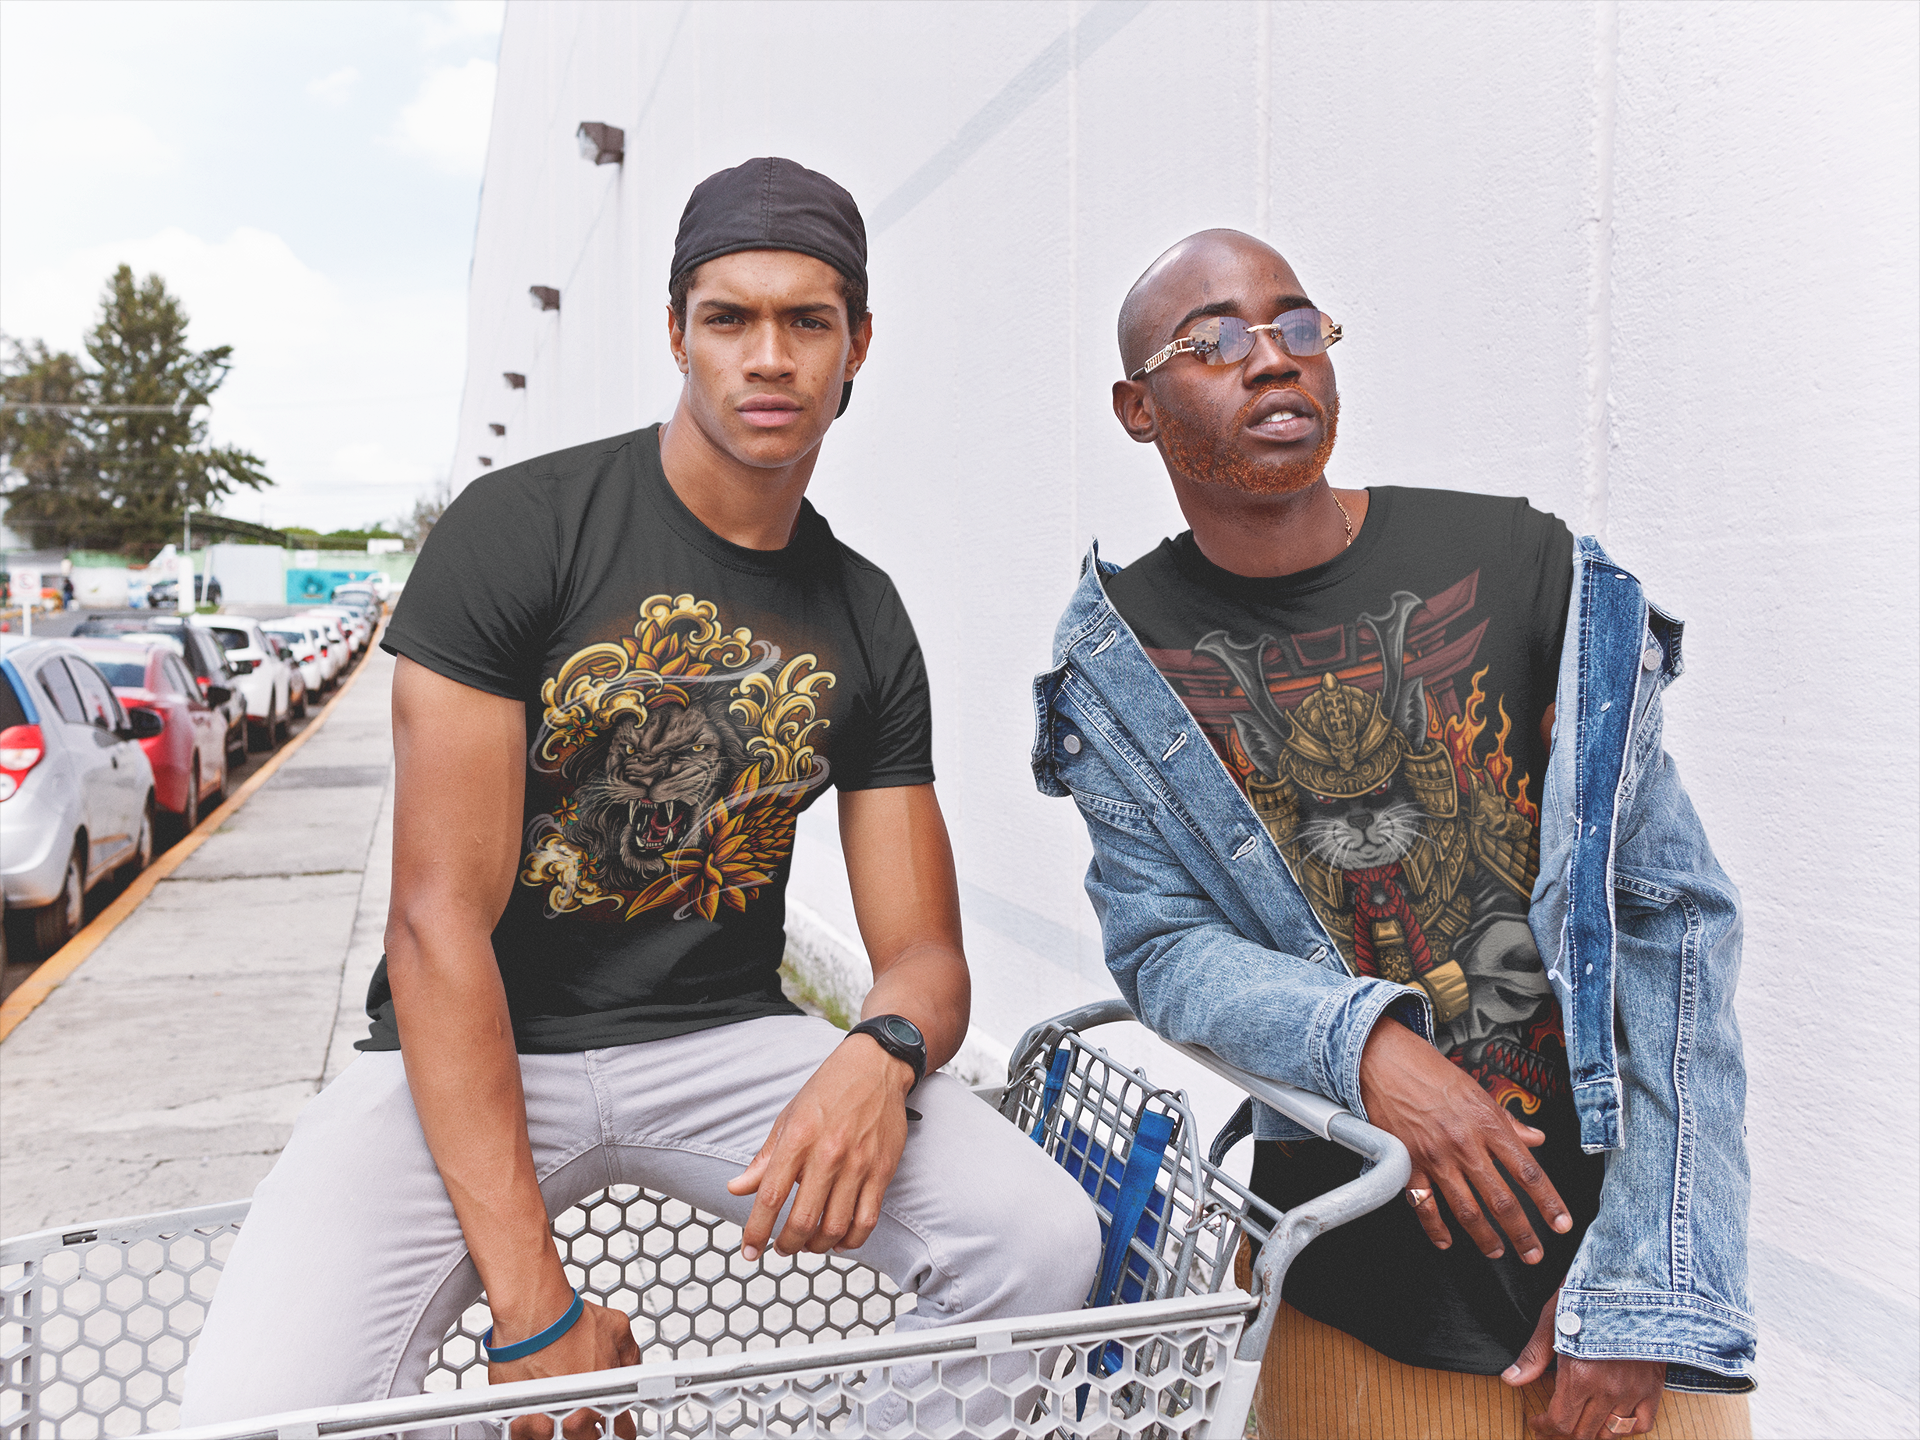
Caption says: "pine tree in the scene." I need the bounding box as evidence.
[0,338,107,548]
[0,266,272,553]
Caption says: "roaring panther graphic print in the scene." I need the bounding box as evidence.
[519,593,835,923]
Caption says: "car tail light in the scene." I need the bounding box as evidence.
[0,723,44,801]
[196,674,210,694]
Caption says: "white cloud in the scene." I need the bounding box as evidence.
[307,66,359,106]
[0,227,464,533]
[421,0,505,47]
[390,57,497,176]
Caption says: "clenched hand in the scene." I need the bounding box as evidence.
[493,1298,641,1440]
[1505,1287,1666,1438]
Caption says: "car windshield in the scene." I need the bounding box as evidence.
[71,655,148,688]
[264,629,305,646]
[209,627,252,652]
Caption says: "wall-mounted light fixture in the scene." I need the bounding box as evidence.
[529,286,560,312]
[489,423,506,436]
[478,457,494,467]
[577,122,624,165]
[504,372,526,389]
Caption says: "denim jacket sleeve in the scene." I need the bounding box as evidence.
[1033,582,1432,1143]
[1534,552,1756,1389]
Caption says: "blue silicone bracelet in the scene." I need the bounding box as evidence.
[483,1290,584,1364]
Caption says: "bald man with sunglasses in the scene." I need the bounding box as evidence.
[1031,230,1755,1439]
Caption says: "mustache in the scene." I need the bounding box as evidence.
[1232,385,1324,430]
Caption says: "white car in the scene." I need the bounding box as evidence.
[194,615,293,751]
[262,619,329,699]
[305,606,369,656]
[297,615,347,682]
[2,638,158,959]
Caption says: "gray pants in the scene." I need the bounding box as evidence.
[180,1014,1101,1426]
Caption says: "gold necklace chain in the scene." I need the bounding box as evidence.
[1332,491,1354,548]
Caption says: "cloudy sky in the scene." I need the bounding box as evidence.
[0,0,501,534]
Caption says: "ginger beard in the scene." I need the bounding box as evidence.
[1160,386,1340,496]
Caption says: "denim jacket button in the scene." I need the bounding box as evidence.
[1642,643,1661,671]
[1061,733,1082,755]
[1556,1311,1582,1337]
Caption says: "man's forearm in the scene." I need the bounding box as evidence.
[858,940,969,1073]
[389,922,573,1341]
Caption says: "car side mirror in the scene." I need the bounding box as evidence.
[121,709,165,740]
[205,684,233,706]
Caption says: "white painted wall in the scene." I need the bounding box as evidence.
[454,5,1919,1434]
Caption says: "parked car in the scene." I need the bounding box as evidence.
[263,620,329,700]
[193,615,292,751]
[146,573,223,609]
[332,580,387,612]
[273,634,308,718]
[72,613,249,768]
[304,605,368,658]
[69,637,229,839]
[1,638,158,960]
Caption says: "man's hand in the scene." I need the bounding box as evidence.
[1358,1016,1573,1262]
[1505,1288,1665,1437]
[493,1298,642,1439]
[727,1031,914,1259]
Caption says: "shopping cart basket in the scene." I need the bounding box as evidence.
[2,998,1407,1438]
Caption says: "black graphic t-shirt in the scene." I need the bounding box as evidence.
[363,424,933,1053]
[1108,486,1604,1373]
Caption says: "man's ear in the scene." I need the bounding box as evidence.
[844,312,873,380]
[1112,378,1159,444]
[667,304,690,375]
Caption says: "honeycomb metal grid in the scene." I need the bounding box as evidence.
[423,1187,911,1389]
[3,1028,1270,1438]
[154,1303,1247,1440]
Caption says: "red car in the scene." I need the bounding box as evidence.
[70,638,229,839]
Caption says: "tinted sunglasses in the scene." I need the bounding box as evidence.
[1130,308,1342,380]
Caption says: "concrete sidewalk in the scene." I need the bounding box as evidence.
[0,647,396,1237]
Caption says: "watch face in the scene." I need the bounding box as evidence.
[881,1016,923,1049]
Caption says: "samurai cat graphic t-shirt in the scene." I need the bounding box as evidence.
[365,424,933,1053]
[1107,487,1604,1373]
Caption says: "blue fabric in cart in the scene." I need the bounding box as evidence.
[1023,1049,1178,1407]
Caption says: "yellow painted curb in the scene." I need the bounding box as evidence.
[0,623,388,1044]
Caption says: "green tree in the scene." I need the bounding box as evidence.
[0,337,111,548]
[0,267,272,553]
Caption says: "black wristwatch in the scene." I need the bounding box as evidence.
[847,1014,927,1089]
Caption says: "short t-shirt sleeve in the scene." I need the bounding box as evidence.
[833,581,935,792]
[1519,501,1576,683]
[381,472,560,700]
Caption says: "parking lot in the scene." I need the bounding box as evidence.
[0,605,374,1005]
[0,611,395,1237]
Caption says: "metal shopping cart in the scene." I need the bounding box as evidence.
[2,999,1408,1438]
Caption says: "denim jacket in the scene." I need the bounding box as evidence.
[1031,535,1754,1387]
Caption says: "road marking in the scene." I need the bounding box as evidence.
[0,623,387,1044]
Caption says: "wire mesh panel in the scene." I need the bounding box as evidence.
[161,1294,1250,1440]
[0,1203,245,1440]
[6,1022,1282,1439]
[2,1192,910,1435]
[424,1187,912,1388]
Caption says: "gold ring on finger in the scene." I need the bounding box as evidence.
[1406,1187,1433,1206]
[1607,1416,1635,1435]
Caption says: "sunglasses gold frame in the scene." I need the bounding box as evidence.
[1130,309,1343,381]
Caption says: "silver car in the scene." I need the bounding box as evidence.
[1,638,160,960]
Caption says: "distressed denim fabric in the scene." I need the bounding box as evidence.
[1031,537,1753,1388]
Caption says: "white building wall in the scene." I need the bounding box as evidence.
[453,5,1919,1435]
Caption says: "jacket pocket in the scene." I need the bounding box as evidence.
[1070,786,1154,837]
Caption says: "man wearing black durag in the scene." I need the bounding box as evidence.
[183,158,1099,1428]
